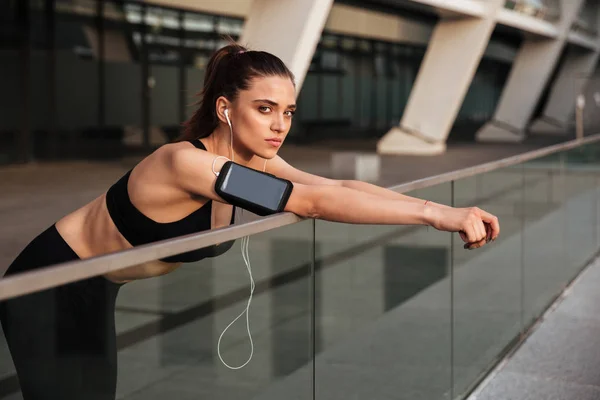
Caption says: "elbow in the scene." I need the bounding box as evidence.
[299,194,322,220]
[285,184,322,219]
[305,201,321,220]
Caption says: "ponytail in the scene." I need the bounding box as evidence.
[177,41,295,142]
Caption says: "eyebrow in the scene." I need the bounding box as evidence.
[253,99,296,109]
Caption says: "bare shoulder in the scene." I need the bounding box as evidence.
[166,141,217,172]
[163,141,229,203]
[128,141,195,181]
[156,140,200,162]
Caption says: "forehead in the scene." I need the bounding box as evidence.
[239,76,296,104]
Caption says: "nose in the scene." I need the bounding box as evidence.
[271,114,286,134]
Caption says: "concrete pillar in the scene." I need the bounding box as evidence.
[529,47,599,134]
[477,0,586,142]
[580,68,600,133]
[239,0,334,92]
[530,0,600,135]
[377,1,504,156]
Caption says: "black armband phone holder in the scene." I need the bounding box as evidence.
[214,161,294,216]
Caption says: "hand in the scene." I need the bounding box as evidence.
[460,222,495,250]
[426,206,500,250]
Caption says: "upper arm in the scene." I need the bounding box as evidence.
[170,148,334,217]
[266,156,341,187]
[169,146,229,203]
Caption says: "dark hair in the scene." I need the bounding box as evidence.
[178,42,296,142]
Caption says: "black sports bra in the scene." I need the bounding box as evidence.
[105,139,235,263]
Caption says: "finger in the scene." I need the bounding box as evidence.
[459,231,469,243]
[475,220,487,242]
[478,210,500,240]
[470,221,485,243]
[464,220,487,250]
[464,238,486,250]
[485,223,493,242]
[465,226,478,243]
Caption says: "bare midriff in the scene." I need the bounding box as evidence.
[55,193,183,284]
[53,142,236,284]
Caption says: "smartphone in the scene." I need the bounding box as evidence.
[214,161,294,216]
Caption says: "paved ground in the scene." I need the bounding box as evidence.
[467,254,600,400]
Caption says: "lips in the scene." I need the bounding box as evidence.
[265,139,282,147]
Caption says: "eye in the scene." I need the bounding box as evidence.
[284,110,296,117]
[259,106,272,113]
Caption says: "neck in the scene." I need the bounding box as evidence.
[208,126,256,166]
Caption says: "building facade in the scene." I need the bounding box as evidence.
[0,0,597,164]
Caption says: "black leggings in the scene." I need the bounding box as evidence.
[0,225,122,400]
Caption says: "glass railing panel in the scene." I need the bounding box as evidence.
[115,218,315,400]
[0,218,315,400]
[4,139,600,400]
[522,141,600,330]
[451,166,524,398]
[522,152,567,326]
[0,330,16,397]
[563,144,600,277]
[314,184,452,400]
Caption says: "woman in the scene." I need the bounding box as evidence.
[0,43,499,400]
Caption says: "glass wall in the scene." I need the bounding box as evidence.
[0,0,245,164]
[454,58,511,141]
[504,0,561,21]
[295,33,513,144]
[0,1,27,164]
[1,0,517,164]
[573,1,599,36]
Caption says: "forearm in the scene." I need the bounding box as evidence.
[288,184,433,226]
[340,179,451,209]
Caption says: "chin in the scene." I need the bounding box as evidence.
[258,148,280,159]
[261,152,278,160]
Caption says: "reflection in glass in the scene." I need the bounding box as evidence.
[503,0,559,20]
[315,185,452,400]
[563,146,600,276]
[184,12,214,32]
[216,18,243,36]
[452,168,524,398]
[0,220,314,399]
[522,154,563,325]
[114,219,315,398]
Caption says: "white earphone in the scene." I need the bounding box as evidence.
[224,108,232,128]
[211,108,234,176]
[224,109,234,161]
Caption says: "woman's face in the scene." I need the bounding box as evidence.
[229,75,296,160]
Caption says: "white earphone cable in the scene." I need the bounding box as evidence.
[217,234,254,369]
[211,156,230,176]
[215,110,256,370]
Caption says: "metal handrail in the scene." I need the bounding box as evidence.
[1,134,600,301]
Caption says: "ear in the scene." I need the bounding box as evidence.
[215,96,231,124]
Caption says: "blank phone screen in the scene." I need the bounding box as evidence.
[220,164,288,211]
